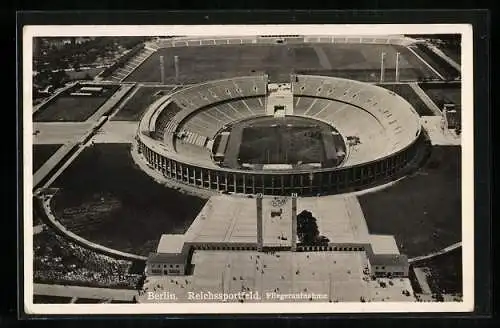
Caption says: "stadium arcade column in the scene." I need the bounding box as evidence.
[256,194,263,251]
[291,193,298,251]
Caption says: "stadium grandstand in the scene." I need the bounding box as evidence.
[136,73,423,196]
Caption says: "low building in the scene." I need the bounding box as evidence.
[442,103,461,131]
[369,254,409,278]
[367,235,409,277]
[146,235,189,276]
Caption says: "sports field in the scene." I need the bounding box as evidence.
[240,125,324,165]
[111,86,176,121]
[50,143,207,256]
[223,116,342,168]
[419,82,461,109]
[124,43,440,84]
[359,145,461,257]
[378,83,434,116]
[33,144,62,173]
[34,84,120,122]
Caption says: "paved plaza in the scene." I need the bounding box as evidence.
[140,250,415,303]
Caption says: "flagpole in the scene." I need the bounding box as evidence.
[380,52,386,83]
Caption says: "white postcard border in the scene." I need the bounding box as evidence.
[22,23,474,315]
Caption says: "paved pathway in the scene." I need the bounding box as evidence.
[409,242,461,264]
[40,195,147,261]
[409,82,443,115]
[92,121,138,143]
[313,45,332,69]
[33,142,78,189]
[33,225,44,235]
[426,42,461,72]
[34,284,137,301]
[87,84,135,122]
[420,116,461,146]
[33,84,136,189]
[406,46,445,80]
[33,122,93,145]
[413,268,432,294]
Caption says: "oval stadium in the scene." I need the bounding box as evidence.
[31,34,463,304]
[137,74,423,196]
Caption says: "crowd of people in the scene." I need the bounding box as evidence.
[34,229,143,290]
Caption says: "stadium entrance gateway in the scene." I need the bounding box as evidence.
[266,83,294,116]
[145,195,409,279]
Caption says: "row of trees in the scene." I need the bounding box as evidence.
[34,37,149,71]
[33,37,149,97]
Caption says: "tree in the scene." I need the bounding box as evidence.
[296,210,330,245]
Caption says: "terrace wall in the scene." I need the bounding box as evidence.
[137,134,423,196]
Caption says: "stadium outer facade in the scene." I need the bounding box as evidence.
[136,73,423,196]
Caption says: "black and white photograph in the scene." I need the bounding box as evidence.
[22,24,473,314]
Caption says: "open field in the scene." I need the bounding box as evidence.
[124,44,439,84]
[419,82,461,109]
[377,83,434,116]
[111,86,176,121]
[33,144,62,173]
[34,84,119,122]
[50,143,207,256]
[359,146,461,257]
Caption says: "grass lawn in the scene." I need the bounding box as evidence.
[34,84,119,122]
[50,143,207,256]
[359,145,461,257]
[112,86,175,121]
[419,82,461,109]
[377,83,435,116]
[33,144,62,173]
[414,247,462,295]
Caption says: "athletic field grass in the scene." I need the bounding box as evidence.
[50,143,207,256]
[239,125,325,165]
[378,83,434,116]
[111,86,176,121]
[34,84,119,122]
[223,116,342,169]
[419,82,461,109]
[359,145,461,257]
[33,144,62,173]
[124,43,440,84]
